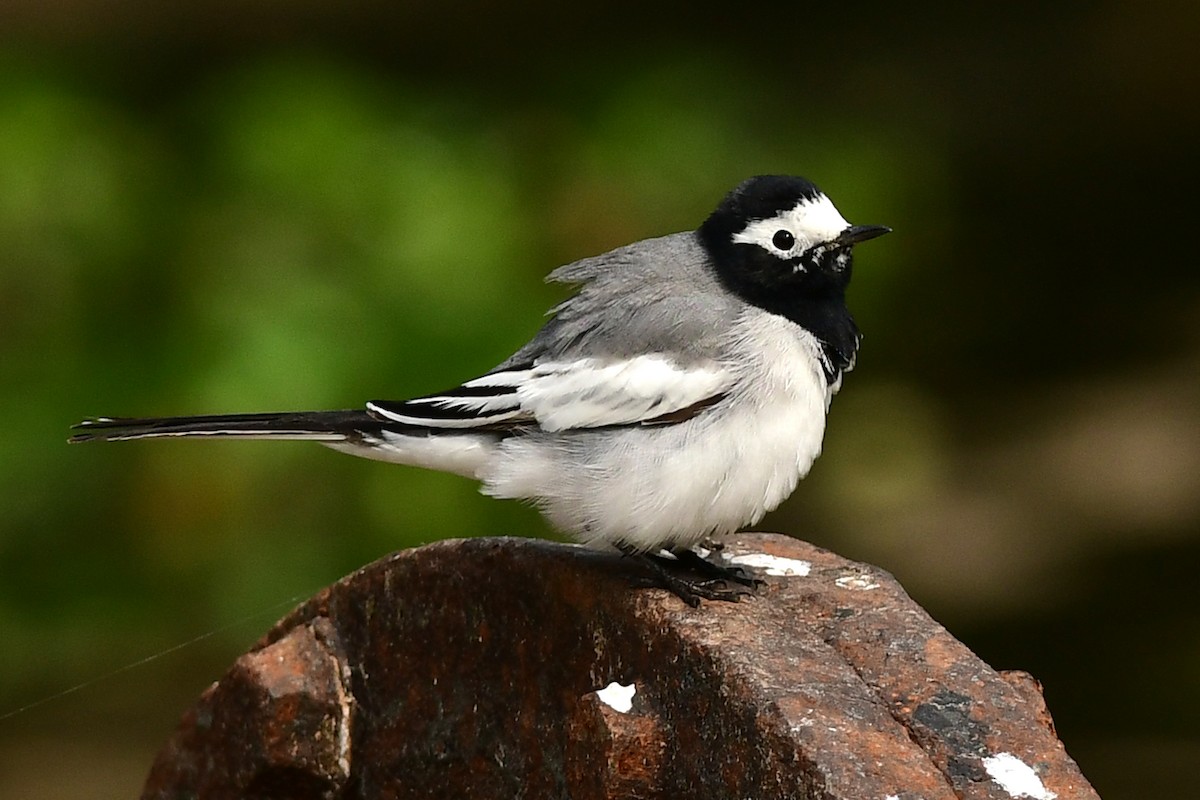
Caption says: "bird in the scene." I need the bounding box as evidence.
[72,175,889,604]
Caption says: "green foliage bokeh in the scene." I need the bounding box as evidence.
[0,51,922,695]
[1,7,1197,795]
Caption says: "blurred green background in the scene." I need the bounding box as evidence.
[1,2,1197,797]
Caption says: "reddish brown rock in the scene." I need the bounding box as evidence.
[565,689,667,799]
[144,617,352,800]
[142,534,1100,799]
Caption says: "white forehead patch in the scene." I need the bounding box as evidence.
[731,193,850,261]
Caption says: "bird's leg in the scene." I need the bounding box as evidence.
[616,544,754,606]
[669,546,763,588]
[695,538,756,579]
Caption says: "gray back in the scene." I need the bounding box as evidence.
[498,232,742,368]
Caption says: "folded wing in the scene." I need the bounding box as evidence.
[367,355,730,432]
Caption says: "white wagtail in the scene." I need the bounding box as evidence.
[73,175,889,604]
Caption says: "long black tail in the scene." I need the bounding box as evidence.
[69,410,379,443]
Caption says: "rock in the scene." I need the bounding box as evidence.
[142,534,1099,799]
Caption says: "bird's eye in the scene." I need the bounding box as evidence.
[772,230,795,251]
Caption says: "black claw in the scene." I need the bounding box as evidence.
[618,544,761,605]
[668,548,761,588]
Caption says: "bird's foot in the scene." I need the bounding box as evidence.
[643,570,752,608]
[666,547,765,589]
[619,544,760,606]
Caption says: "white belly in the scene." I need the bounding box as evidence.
[478,310,833,551]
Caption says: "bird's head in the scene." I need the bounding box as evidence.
[698,175,890,304]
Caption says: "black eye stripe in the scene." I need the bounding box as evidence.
[772,230,795,250]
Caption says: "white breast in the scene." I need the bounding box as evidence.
[478,308,833,551]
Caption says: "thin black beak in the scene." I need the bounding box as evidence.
[835,224,892,247]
